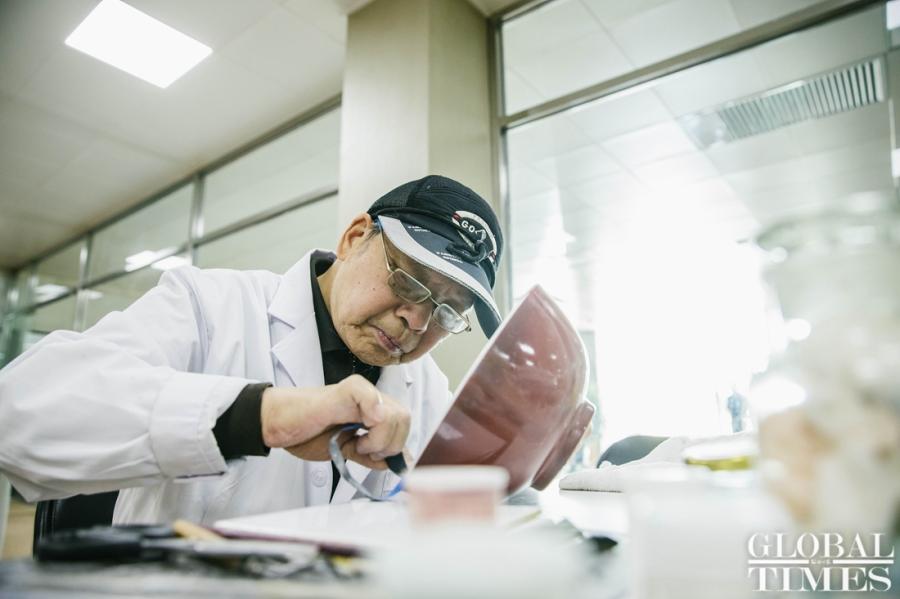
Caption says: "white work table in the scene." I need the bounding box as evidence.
[0,488,633,598]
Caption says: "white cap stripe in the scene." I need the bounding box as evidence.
[379,216,501,321]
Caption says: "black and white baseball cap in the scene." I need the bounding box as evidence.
[367,175,503,337]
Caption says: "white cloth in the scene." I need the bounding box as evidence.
[560,433,758,492]
[559,436,694,492]
[0,251,452,525]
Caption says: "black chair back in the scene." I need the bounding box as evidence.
[32,491,119,556]
[596,435,668,467]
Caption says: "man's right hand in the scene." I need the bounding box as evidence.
[259,375,411,470]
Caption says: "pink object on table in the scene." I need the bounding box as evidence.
[417,285,593,494]
[405,465,509,526]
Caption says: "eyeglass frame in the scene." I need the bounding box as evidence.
[377,231,472,334]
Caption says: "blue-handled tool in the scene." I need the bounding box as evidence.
[328,424,405,501]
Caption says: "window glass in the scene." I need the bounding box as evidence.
[505,6,890,448]
[201,109,340,236]
[31,294,78,333]
[0,274,12,366]
[2,311,46,363]
[11,267,33,310]
[81,258,182,330]
[501,0,830,115]
[1,281,78,365]
[33,240,84,303]
[0,272,10,314]
[88,184,193,281]
[196,196,337,273]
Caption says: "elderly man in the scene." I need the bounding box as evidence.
[0,175,503,525]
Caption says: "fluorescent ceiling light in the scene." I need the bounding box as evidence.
[125,250,188,271]
[65,0,211,88]
[34,283,70,302]
[125,250,159,270]
[152,256,190,271]
[888,1,900,30]
[892,148,900,178]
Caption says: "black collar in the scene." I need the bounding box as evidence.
[309,250,349,355]
[309,251,380,384]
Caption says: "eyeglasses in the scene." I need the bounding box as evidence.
[380,234,471,334]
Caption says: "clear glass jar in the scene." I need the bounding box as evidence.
[750,203,900,533]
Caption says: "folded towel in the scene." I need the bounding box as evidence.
[559,436,693,492]
[559,432,756,492]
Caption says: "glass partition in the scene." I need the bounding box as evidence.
[33,240,84,304]
[82,259,178,330]
[501,0,830,115]
[30,295,78,334]
[11,267,33,311]
[201,109,340,236]
[1,103,340,370]
[8,295,80,357]
[196,196,338,273]
[88,184,193,281]
[503,4,892,446]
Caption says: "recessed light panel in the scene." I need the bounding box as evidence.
[65,0,212,88]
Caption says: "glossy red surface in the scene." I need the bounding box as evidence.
[417,285,593,493]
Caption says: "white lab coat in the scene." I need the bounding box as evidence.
[0,251,451,525]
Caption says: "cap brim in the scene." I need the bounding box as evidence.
[379,216,501,337]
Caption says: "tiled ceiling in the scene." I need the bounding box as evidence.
[502,0,833,115]
[504,2,895,304]
[0,0,351,270]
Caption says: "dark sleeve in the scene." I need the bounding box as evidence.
[213,382,273,460]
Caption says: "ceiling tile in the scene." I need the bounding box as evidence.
[503,67,548,115]
[742,170,894,227]
[0,96,97,184]
[0,147,63,189]
[652,51,767,116]
[580,0,670,28]
[127,0,280,48]
[153,55,335,165]
[0,176,88,222]
[533,144,623,186]
[569,170,652,209]
[282,0,347,44]
[726,140,890,209]
[0,0,346,269]
[668,178,745,216]
[13,41,194,160]
[787,103,889,156]
[512,30,634,100]
[602,121,698,168]
[507,115,594,164]
[53,137,179,191]
[0,214,78,269]
[609,0,742,67]
[728,0,825,29]
[218,5,344,95]
[0,0,95,94]
[751,4,887,89]
[512,186,593,227]
[632,151,719,190]
[502,0,602,64]
[568,88,673,141]
[507,165,556,198]
[705,129,802,174]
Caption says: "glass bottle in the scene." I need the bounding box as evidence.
[750,201,900,534]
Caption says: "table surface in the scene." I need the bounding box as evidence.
[0,490,631,598]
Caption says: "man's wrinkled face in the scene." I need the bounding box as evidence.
[326,219,475,367]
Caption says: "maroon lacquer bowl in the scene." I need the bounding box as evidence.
[416,285,593,493]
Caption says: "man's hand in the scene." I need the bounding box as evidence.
[259,375,411,470]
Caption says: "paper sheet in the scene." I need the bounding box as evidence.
[214,499,541,552]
